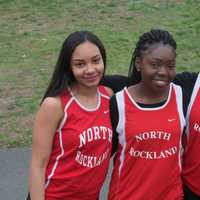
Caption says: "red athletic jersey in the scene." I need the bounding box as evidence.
[108,83,185,200]
[182,73,200,196]
[44,86,112,200]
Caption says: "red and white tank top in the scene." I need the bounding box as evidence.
[45,85,112,200]
[108,83,185,200]
[182,73,200,196]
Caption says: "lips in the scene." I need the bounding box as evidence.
[153,79,169,87]
[84,74,99,82]
[154,79,168,82]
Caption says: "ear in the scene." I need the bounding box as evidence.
[135,57,141,71]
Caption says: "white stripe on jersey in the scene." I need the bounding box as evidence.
[173,83,186,170]
[69,88,109,112]
[45,97,74,188]
[173,84,185,132]
[116,91,126,176]
[100,92,110,100]
[125,84,172,111]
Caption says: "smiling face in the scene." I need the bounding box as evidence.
[70,41,104,89]
[136,43,176,92]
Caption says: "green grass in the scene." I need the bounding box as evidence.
[0,0,199,147]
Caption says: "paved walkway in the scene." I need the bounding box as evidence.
[0,148,31,200]
[0,148,112,200]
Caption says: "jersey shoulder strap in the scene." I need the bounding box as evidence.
[172,83,186,132]
[59,89,73,111]
[99,85,110,98]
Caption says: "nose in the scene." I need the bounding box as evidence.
[86,63,95,73]
[157,65,168,76]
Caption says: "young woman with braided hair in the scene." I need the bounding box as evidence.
[102,35,200,199]
[107,29,186,200]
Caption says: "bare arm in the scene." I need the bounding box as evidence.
[29,97,63,200]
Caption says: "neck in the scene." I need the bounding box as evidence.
[71,83,98,97]
[129,83,170,104]
[70,83,99,109]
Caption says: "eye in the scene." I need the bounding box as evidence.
[92,57,101,64]
[74,63,85,68]
[168,64,176,69]
[151,62,160,69]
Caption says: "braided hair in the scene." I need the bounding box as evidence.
[128,29,177,84]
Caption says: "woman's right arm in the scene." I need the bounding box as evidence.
[29,97,63,200]
[109,95,119,156]
[174,72,198,97]
[101,75,129,93]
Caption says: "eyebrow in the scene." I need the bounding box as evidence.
[72,54,101,62]
[72,59,84,62]
[150,57,175,62]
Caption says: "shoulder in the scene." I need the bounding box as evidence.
[171,83,190,117]
[59,89,73,109]
[41,96,62,109]
[39,97,63,120]
[104,86,114,97]
[99,85,114,97]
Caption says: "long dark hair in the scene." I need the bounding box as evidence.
[128,29,177,84]
[42,31,106,101]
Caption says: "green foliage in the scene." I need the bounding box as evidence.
[0,0,199,147]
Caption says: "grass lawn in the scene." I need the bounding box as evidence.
[0,0,199,147]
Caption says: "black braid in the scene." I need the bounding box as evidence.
[128,29,177,84]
